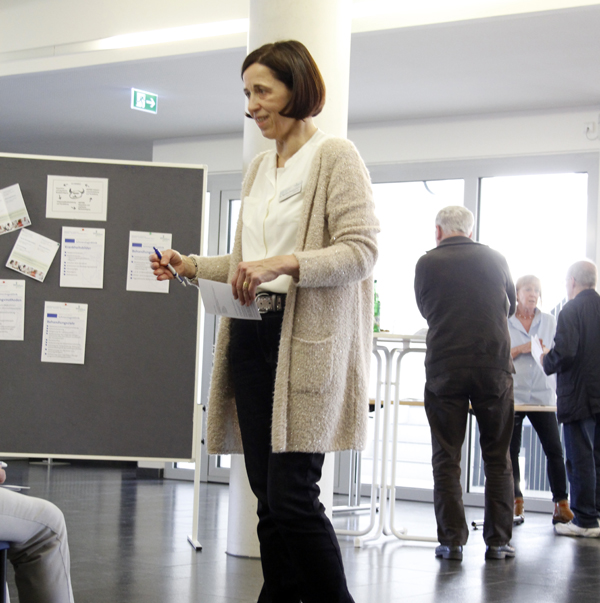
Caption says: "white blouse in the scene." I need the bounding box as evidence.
[241,129,329,294]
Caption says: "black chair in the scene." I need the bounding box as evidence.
[0,541,9,603]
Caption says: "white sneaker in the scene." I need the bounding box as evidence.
[554,521,600,538]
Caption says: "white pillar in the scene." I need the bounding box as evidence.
[242,0,353,171]
[226,455,261,557]
[227,0,353,558]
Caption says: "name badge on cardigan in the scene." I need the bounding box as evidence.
[279,181,302,202]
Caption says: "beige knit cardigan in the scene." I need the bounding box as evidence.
[192,137,379,454]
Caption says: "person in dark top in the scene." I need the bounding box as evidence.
[414,205,516,561]
[543,260,600,538]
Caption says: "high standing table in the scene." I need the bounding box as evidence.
[335,333,437,547]
[335,334,556,546]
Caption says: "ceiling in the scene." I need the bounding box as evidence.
[1,5,600,161]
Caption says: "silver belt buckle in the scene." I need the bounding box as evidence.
[256,293,272,314]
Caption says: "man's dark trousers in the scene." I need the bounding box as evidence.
[424,367,515,546]
[563,414,600,527]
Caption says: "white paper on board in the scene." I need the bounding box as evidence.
[60,227,105,289]
[41,301,88,364]
[0,280,25,341]
[126,231,172,293]
[197,278,261,320]
[6,229,60,283]
[46,175,108,221]
[0,184,32,236]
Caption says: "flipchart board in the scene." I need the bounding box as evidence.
[0,153,205,460]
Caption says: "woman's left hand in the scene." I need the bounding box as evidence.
[232,255,299,305]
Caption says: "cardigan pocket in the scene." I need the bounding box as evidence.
[289,334,334,394]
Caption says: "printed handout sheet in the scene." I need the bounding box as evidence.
[197,278,261,320]
[60,227,105,289]
[0,184,31,235]
[532,334,557,395]
[127,231,172,293]
[41,301,88,364]
[46,175,108,221]
[6,229,60,282]
[0,280,25,341]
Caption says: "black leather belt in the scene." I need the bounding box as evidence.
[255,292,286,314]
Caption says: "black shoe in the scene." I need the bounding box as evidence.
[485,544,516,560]
[435,544,463,560]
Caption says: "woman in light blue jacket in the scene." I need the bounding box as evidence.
[508,275,573,524]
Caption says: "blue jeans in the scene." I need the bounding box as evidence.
[229,314,354,603]
[563,414,600,528]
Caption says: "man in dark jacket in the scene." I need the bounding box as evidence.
[414,206,516,561]
[543,260,600,538]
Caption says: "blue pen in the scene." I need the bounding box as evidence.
[153,247,186,287]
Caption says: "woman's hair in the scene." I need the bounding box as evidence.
[516,275,542,299]
[435,206,474,236]
[241,40,326,120]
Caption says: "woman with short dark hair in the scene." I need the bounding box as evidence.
[151,40,378,603]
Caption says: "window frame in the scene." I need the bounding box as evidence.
[368,151,598,508]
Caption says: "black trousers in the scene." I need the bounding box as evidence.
[510,411,568,502]
[229,314,354,603]
[424,367,515,547]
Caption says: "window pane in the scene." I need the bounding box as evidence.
[479,173,588,311]
[475,172,587,499]
[373,179,465,334]
[360,179,464,492]
[210,197,240,477]
[229,199,241,253]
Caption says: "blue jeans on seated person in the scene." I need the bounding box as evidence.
[563,414,600,528]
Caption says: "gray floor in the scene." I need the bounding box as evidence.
[4,459,599,602]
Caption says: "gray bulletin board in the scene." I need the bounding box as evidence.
[0,153,205,460]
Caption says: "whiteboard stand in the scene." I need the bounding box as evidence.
[188,170,210,551]
[187,403,205,551]
[29,458,70,466]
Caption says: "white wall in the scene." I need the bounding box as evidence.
[153,108,600,170]
[153,107,600,269]
[153,134,244,173]
[352,109,600,164]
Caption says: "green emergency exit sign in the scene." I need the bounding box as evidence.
[131,88,158,114]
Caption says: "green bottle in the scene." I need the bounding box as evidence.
[373,280,381,333]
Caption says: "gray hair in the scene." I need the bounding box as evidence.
[567,260,597,288]
[435,206,474,236]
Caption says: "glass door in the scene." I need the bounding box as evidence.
[360,179,465,498]
[471,171,588,505]
[204,191,240,482]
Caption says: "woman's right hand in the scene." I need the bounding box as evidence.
[511,341,531,358]
[149,249,187,281]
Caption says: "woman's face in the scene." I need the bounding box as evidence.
[517,282,541,310]
[243,62,294,141]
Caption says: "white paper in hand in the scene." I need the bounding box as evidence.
[531,334,556,394]
[197,279,261,320]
